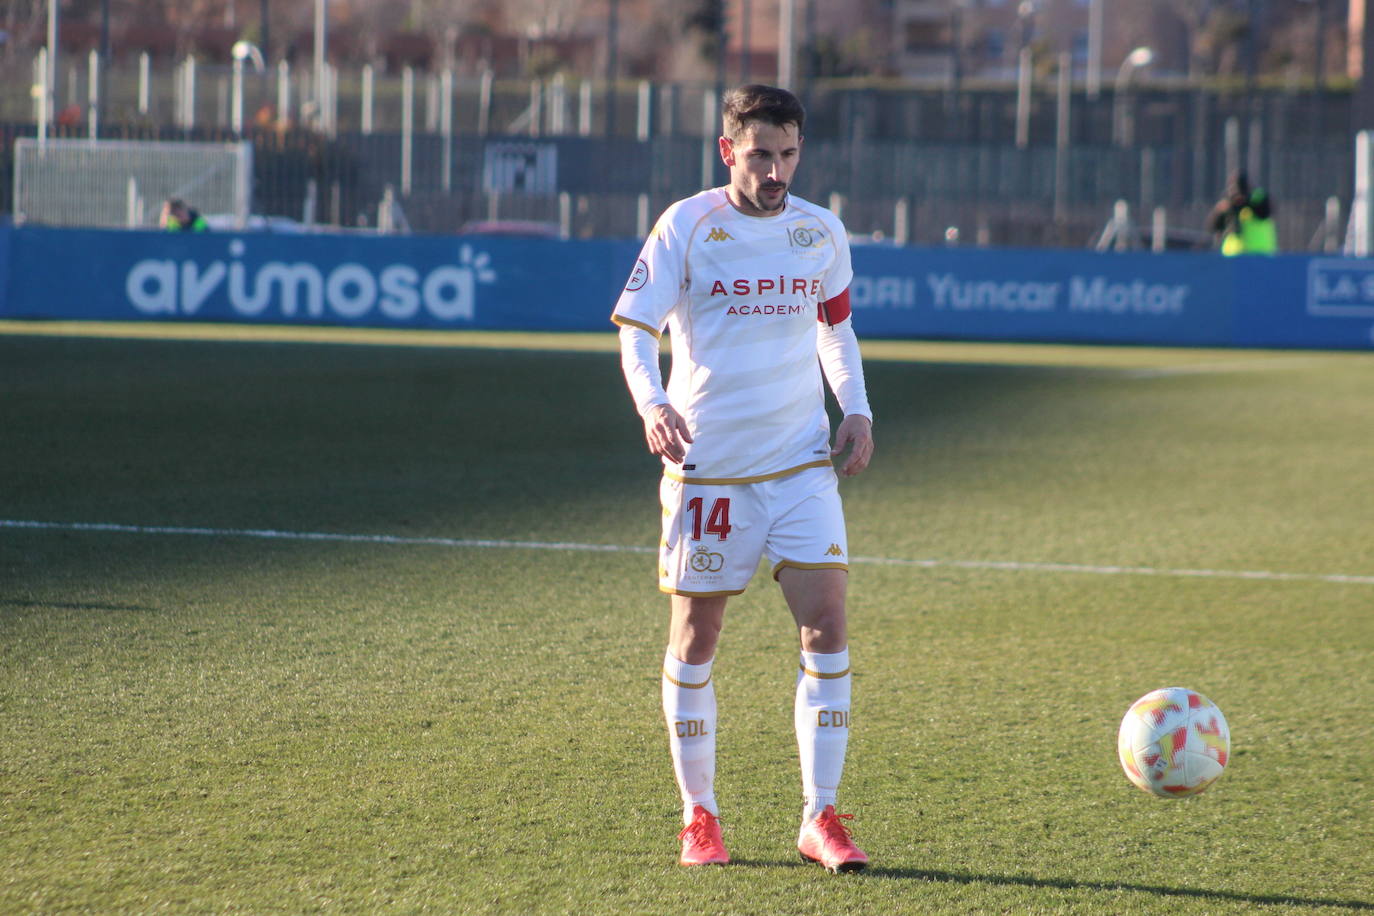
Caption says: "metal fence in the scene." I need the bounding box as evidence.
[3,124,1350,250]
[0,50,1362,249]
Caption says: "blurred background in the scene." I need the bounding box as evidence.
[2,0,1371,248]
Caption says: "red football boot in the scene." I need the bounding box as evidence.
[677,805,729,866]
[797,805,868,873]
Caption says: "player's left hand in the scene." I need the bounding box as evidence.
[831,414,874,477]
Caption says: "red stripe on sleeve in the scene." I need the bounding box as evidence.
[818,288,852,325]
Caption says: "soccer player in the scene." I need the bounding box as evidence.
[612,84,874,873]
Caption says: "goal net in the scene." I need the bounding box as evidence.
[13,139,253,229]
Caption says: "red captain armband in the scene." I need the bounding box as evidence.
[817,288,852,326]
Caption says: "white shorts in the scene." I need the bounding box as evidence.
[657,466,848,597]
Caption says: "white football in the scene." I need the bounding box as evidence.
[1117,687,1230,798]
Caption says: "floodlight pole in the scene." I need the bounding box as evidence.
[46,0,58,135]
[1015,46,1032,148]
[1112,47,1153,147]
[260,0,270,64]
[314,0,328,131]
[778,0,795,90]
[1239,0,1260,172]
[1086,0,1102,99]
[37,48,49,151]
[98,0,110,134]
[401,67,414,195]
[87,49,98,139]
[1054,52,1070,223]
[605,0,619,137]
[231,42,265,135]
[232,57,244,133]
[1353,130,1373,256]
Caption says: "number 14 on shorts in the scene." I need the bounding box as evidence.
[687,497,732,541]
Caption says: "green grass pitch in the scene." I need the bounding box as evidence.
[1,323,1372,914]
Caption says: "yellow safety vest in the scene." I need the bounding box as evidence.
[1220,206,1277,256]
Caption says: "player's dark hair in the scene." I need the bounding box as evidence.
[721,84,805,140]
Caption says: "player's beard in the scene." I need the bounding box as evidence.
[749,182,787,215]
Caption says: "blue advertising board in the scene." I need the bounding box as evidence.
[848,246,1236,347]
[0,222,10,310]
[1241,255,1374,349]
[1,224,1372,350]
[3,227,632,332]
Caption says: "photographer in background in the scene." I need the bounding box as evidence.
[160,198,208,232]
[1209,171,1276,256]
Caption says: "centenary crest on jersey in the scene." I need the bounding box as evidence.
[787,226,827,250]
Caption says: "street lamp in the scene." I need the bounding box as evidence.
[1112,46,1153,146]
[231,40,265,134]
[1014,0,1037,148]
[1017,0,1036,53]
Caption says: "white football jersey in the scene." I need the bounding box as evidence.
[612,187,854,484]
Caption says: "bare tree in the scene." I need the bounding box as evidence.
[502,0,588,39]
[1164,0,1216,79]
[1197,4,1250,78]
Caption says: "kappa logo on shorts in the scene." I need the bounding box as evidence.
[704,227,734,242]
[690,545,726,572]
[825,543,845,557]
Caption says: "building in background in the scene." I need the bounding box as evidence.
[0,0,1364,249]
[0,0,1351,86]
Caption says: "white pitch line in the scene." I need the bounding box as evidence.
[0,519,655,555]
[4,519,1373,587]
[1119,356,1326,379]
[849,554,1374,586]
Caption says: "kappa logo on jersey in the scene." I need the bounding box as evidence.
[787,226,827,249]
[825,543,845,557]
[704,227,734,242]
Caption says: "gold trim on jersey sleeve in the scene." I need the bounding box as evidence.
[664,458,832,486]
[771,560,849,580]
[612,314,662,338]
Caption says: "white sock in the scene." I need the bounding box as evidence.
[795,648,851,825]
[662,650,718,825]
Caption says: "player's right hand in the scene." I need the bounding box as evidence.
[643,404,693,464]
